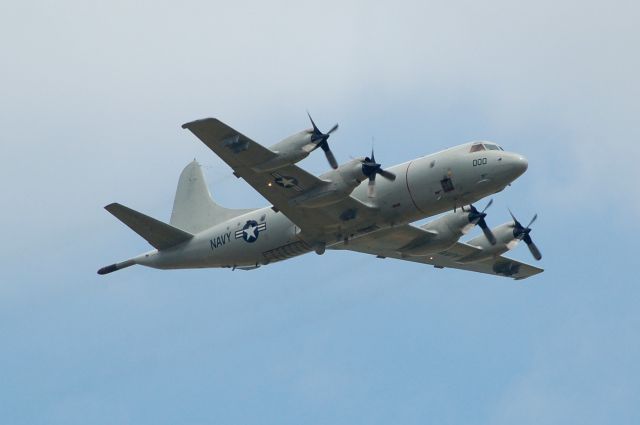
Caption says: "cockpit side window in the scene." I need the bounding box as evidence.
[469,143,485,153]
[485,144,500,150]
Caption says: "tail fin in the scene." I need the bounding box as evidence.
[169,160,254,233]
[105,203,193,250]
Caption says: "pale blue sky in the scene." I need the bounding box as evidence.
[1,1,639,424]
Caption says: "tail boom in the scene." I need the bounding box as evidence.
[97,259,135,275]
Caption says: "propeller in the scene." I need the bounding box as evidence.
[466,199,496,245]
[509,209,542,260]
[307,112,339,169]
[361,148,396,198]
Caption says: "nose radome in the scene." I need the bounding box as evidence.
[502,152,528,180]
[515,154,528,174]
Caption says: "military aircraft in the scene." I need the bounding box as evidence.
[98,115,543,279]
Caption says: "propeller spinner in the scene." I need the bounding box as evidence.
[361,149,396,198]
[509,209,542,260]
[307,112,339,169]
[465,199,497,245]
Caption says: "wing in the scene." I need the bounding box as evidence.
[334,225,543,280]
[182,118,377,240]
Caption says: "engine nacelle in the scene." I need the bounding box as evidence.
[252,130,314,172]
[318,158,367,191]
[289,159,367,208]
[401,209,477,256]
[457,222,516,262]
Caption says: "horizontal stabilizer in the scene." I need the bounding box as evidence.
[105,203,193,250]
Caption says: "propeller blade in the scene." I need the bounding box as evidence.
[477,218,497,245]
[360,147,395,191]
[481,198,494,213]
[523,234,542,260]
[307,112,339,168]
[526,213,538,229]
[377,169,397,181]
[322,146,338,169]
[466,199,495,244]
[307,111,320,133]
[367,175,376,198]
[508,208,521,227]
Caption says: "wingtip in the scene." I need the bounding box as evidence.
[104,202,122,212]
[181,117,218,129]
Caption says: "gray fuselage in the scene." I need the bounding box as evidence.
[135,143,528,270]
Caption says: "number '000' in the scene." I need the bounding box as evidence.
[473,158,487,166]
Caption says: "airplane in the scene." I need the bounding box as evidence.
[98,115,543,280]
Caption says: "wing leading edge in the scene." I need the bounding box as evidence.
[182,118,378,241]
[333,225,543,280]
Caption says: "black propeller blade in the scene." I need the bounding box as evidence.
[509,210,542,260]
[361,149,396,198]
[307,112,339,169]
[467,199,496,245]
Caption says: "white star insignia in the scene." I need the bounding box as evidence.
[279,177,296,188]
[243,225,258,240]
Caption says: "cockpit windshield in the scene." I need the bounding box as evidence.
[469,143,485,152]
[469,142,504,152]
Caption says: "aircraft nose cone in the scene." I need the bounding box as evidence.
[515,155,528,174]
[500,153,528,182]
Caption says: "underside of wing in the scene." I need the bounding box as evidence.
[334,225,543,280]
[182,118,378,241]
[182,118,278,169]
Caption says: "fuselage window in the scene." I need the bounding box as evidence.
[469,144,485,153]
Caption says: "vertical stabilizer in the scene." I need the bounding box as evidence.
[170,161,254,233]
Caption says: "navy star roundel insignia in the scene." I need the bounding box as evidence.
[270,172,303,192]
[235,220,267,243]
[275,175,298,188]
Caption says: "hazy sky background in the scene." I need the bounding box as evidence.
[1,1,639,424]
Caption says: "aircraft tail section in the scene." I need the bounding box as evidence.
[105,203,193,250]
[170,160,254,233]
[98,259,135,275]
